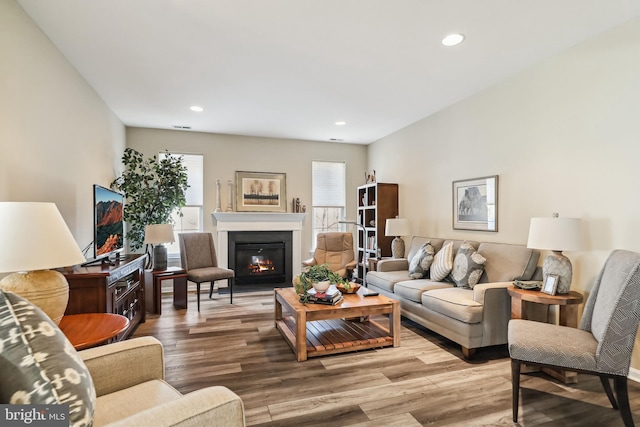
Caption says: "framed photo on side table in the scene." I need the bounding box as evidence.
[541,274,559,295]
[453,175,498,231]
[236,171,287,212]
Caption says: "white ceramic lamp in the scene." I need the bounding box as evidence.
[527,214,583,294]
[144,224,175,271]
[0,202,86,324]
[385,217,410,258]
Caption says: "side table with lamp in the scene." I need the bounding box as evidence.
[0,202,87,325]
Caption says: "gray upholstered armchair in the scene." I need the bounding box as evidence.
[179,232,235,310]
[508,249,640,427]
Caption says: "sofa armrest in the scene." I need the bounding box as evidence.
[472,281,513,304]
[80,336,164,397]
[104,386,245,427]
[376,258,408,272]
[474,282,514,347]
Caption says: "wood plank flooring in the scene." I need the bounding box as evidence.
[132,289,640,426]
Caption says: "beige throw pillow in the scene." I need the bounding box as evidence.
[430,241,454,281]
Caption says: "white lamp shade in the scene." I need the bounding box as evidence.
[144,224,175,244]
[0,202,86,273]
[527,217,583,252]
[385,218,410,237]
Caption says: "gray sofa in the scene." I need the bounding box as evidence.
[367,236,539,358]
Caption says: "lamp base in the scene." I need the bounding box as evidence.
[391,236,405,258]
[152,245,168,271]
[0,270,69,324]
[543,251,573,294]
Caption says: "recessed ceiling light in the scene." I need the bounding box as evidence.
[442,33,465,47]
[334,121,347,126]
[190,106,204,112]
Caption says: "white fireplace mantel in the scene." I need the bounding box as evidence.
[212,212,307,278]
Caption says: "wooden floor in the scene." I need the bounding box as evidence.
[132,289,640,426]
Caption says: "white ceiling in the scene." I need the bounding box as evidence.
[17,0,640,144]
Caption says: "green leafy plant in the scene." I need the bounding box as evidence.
[293,264,346,296]
[111,148,189,252]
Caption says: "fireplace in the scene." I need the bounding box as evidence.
[212,212,306,284]
[229,231,292,286]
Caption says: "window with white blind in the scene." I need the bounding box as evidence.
[158,152,204,255]
[312,161,346,248]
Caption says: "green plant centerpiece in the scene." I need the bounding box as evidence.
[294,264,344,294]
[111,148,189,253]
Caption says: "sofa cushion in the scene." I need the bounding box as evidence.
[366,270,411,292]
[408,242,435,279]
[421,288,484,324]
[0,290,96,427]
[477,242,539,283]
[94,379,181,426]
[394,280,453,303]
[450,242,487,289]
[430,241,454,281]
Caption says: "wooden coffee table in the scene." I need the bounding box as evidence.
[274,287,400,361]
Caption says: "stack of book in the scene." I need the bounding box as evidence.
[303,285,343,305]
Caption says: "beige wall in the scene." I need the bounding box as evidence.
[125,128,367,257]
[369,16,640,367]
[1,0,126,254]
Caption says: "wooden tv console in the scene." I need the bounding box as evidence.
[62,254,146,341]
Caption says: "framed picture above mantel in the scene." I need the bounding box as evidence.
[452,175,498,232]
[236,171,287,213]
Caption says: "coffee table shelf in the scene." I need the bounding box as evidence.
[274,287,400,361]
[279,316,394,357]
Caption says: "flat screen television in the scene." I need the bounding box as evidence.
[93,184,124,261]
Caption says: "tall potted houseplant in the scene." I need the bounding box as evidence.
[111,148,189,258]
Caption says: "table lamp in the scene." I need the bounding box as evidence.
[144,223,175,271]
[527,213,583,294]
[0,202,86,324]
[385,217,410,258]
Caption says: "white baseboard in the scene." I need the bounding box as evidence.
[629,367,640,383]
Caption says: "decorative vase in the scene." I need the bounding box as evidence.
[312,280,330,293]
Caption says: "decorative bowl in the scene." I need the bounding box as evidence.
[312,280,331,293]
[336,282,361,294]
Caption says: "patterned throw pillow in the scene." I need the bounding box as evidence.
[0,290,95,427]
[408,242,435,279]
[430,241,454,281]
[450,242,487,288]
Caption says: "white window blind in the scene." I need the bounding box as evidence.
[312,161,345,206]
[158,152,204,256]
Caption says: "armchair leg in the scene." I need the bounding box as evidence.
[614,376,635,427]
[511,359,521,423]
[600,376,619,409]
[209,281,214,299]
[197,283,201,312]
[229,277,234,304]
